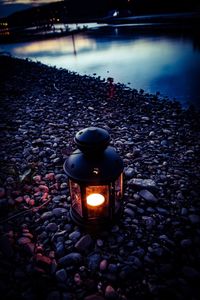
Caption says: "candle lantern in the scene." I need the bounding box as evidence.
[63,127,123,227]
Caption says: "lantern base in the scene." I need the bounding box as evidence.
[70,207,120,230]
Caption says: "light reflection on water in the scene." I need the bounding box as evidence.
[1,25,200,109]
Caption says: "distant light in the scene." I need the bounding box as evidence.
[113,11,119,17]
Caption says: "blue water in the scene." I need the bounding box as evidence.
[1,24,200,109]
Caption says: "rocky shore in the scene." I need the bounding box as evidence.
[0,55,200,300]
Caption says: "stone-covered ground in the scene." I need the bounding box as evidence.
[0,55,200,300]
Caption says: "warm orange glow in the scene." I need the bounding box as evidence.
[86,193,105,207]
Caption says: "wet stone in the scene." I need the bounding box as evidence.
[128,178,157,190]
[56,242,65,257]
[124,167,135,178]
[46,222,58,233]
[41,211,53,220]
[105,285,117,299]
[127,256,142,269]
[87,253,101,273]
[108,264,118,273]
[96,239,104,247]
[188,214,200,224]
[111,225,119,233]
[75,234,93,252]
[24,242,35,255]
[100,259,108,272]
[124,208,135,218]
[18,237,32,245]
[181,207,188,216]
[58,253,82,266]
[35,254,52,271]
[69,231,81,242]
[52,195,62,203]
[53,207,68,217]
[139,189,158,204]
[142,216,156,229]
[0,187,6,198]
[180,239,192,248]
[56,269,67,282]
[156,207,168,215]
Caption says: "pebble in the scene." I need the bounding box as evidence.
[75,234,93,252]
[100,259,108,271]
[52,207,68,217]
[41,211,53,220]
[188,214,200,224]
[181,207,188,216]
[139,189,158,204]
[55,242,65,257]
[35,253,52,270]
[18,237,32,245]
[87,253,101,272]
[124,208,135,217]
[58,253,82,266]
[0,187,6,198]
[180,239,192,248]
[46,222,58,232]
[15,196,24,203]
[128,178,157,190]
[108,264,118,273]
[96,239,104,247]
[52,195,62,203]
[105,285,117,299]
[68,231,81,242]
[124,167,135,178]
[74,273,82,285]
[56,269,67,282]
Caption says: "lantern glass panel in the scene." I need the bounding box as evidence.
[86,185,109,218]
[115,173,123,211]
[69,180,83,217]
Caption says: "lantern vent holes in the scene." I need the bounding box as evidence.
[92,168,99,175]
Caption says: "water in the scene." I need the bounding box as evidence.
[1,24,200,109]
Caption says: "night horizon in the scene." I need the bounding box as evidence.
[0,0,199,18]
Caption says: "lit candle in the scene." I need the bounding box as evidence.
[86,193,105,207]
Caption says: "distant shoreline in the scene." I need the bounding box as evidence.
[1,11,200,45]
[99,11,200,27]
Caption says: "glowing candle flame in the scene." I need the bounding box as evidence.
[86,193,105,207]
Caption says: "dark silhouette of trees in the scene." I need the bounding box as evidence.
[1,0,199,28]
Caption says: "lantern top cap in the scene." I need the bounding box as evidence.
[75,127,110,153]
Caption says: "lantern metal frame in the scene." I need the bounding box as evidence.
[63,127,123,227]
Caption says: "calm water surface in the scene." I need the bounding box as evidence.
[1,25,200,109]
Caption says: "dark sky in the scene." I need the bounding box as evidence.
[0,0,58,17]
[0,0,199,18]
